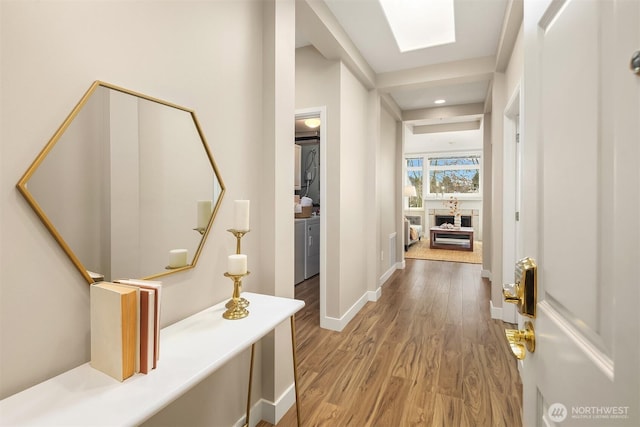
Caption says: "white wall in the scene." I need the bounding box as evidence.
[404,126,483,153]
[0,1,284,425]
[490,23,524,314]
[295,46,395,327]
[294,45,342,319]
[257,0,296,414]
[506,26,524,99]
[338,62,370,315]
[378,105,399,276]
[482,112,493,276]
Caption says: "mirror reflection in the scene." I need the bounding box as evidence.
[18,81,225,283]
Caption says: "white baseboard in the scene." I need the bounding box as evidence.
[234,383,296,427]
[399,260,406,269]
[481,269,492,280]
[368,287,382,302]
[490,300,502,320]
[379,264,397,287]
[372,261,403,301]
[490,300,518,323]
[320,292,369,332]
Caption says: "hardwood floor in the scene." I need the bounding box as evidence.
[257,259,522,427]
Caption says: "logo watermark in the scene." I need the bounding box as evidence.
[548,403,568,422]
[549,403,630,423]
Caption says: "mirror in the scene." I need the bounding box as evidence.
[17,81,225,283]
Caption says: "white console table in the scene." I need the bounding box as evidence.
[0,292,305,426]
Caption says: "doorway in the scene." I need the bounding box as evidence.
[294,107,327,326]
[502,86,521,323]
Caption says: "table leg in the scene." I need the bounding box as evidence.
[290,315,302,426]
[244,343,256,427]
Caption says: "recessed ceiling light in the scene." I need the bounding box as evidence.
[378,0,456,53]
[434,99,446,105]
[304,118,321,129]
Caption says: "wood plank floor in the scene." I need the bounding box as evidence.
[257,259,522,427]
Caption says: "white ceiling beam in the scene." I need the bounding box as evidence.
[402,103,484,122]
[296,0,377,89]
[376,56,495,93]
[412,120,481,135]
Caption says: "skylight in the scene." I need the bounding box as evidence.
[378,0,456,53]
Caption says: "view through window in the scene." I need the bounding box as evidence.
[428,154,480,195]
[405,157,423,208]
[404,153,481,206]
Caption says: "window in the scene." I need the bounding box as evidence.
[428,154,480,196]
[405,157,423,208]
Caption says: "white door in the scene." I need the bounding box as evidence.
[519,0,639,426]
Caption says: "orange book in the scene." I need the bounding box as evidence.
[139,289,155,374]
[90,282,137,381]
[115,279,162,368]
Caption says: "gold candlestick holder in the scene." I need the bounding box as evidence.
[227,229,250,254]
[223,228,250,319]
[223,271,250,320]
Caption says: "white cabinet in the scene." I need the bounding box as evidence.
[294,220,305,284]
[305,217,320,279]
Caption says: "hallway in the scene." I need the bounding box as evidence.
[259,260,522,426]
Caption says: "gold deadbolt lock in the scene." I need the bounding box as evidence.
[505,321,535,360]
[502,257,537,318]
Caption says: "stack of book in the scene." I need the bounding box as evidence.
[90,279,162,381]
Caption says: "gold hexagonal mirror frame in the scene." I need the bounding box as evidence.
[17,81,225,283]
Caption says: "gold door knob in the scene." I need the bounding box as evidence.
[505,321,535,360]
[503,257,537,318]
[502,282,522,304]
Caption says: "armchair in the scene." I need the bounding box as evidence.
[404,215,423,251]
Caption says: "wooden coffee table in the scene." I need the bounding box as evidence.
[430,226,474,251]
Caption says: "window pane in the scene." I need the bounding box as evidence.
[407,169,423,207]
[429,169,479,193]
[429,155,479,167]
[406,158,423,168]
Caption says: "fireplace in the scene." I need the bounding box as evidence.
[435,215,472,227]
[428,208,480,239]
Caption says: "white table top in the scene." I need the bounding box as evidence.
[0,292,304,426]
[430,226,474,233]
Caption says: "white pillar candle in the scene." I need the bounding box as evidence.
[197,200,213,229]
[169,249,188,268]
[227,254,247,275]
[234,200,250,231]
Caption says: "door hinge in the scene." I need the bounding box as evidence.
[515,211,520,221]
[516,133,520,143]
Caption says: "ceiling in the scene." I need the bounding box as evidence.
[296,0,522,132]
